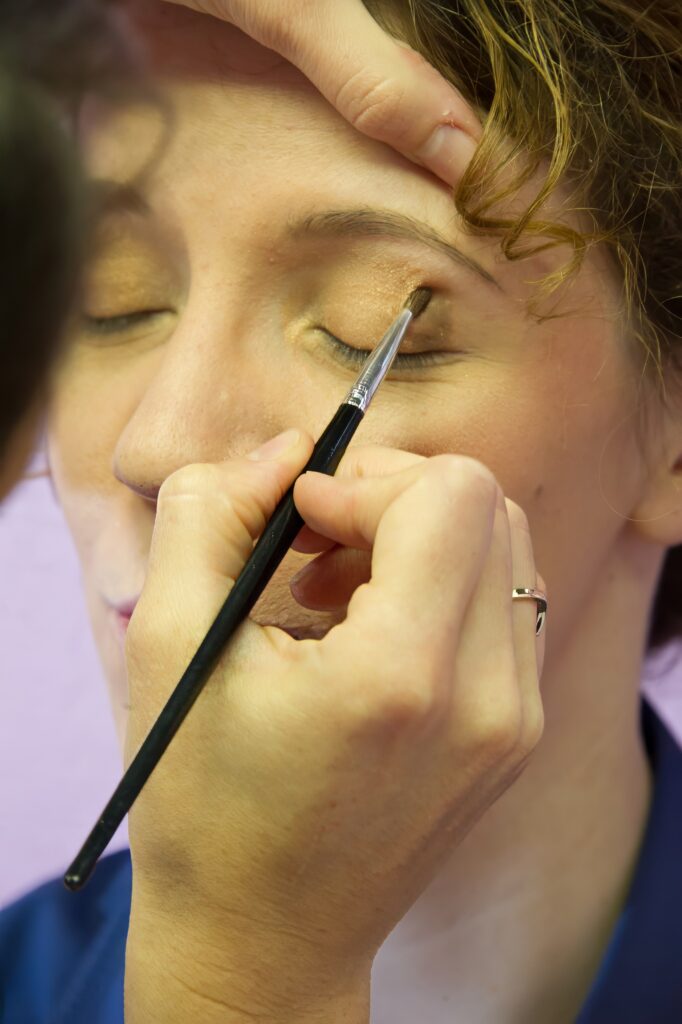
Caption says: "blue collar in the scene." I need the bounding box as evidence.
[2,696,680,1023]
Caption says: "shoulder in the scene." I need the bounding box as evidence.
[0,847,131,1024]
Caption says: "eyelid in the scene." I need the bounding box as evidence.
[82,310,169,333]
[320,329,457,369]
[79,314,461,371]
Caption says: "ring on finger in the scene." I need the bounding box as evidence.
[511,587,548,636]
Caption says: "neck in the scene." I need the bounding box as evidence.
[372,534,661,1023]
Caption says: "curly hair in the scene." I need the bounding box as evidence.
[366,0,682,659]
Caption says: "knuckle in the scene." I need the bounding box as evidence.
[244,10,297,56]
[335,69,407,137]
[158,463,218,503]
[157,462,266,545]
[375,679,439,730]
[469,692,524,762]
[426,454,500,508]
[519,699,545,754]
[341,602,446,734]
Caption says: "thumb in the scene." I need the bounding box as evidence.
[126,428,314,680]
[164,0,481,188]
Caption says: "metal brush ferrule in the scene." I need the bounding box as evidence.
[342,308,413,413]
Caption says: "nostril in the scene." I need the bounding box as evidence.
[137,483,159,502]
[118,477,160,502]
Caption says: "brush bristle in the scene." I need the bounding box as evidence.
[405,286,432,319]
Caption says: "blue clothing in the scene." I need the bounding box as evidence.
[2,696,681,1024]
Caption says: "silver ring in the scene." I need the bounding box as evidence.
[512,587,547,636]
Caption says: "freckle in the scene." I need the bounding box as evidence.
[533,484,544,499]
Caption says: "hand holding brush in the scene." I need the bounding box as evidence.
[67,290,546,1023]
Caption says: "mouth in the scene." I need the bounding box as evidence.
[114,599,139,618]
[112,608,133,643]
[105,595,140,643]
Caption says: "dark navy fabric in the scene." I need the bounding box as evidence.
[575,697,682,1024]
[0,846,130,1024]
[1,696,681,1024]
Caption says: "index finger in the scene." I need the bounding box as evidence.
[293,454,500,656]
[291,443,426,553]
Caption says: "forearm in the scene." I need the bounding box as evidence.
[124,908,372,1024]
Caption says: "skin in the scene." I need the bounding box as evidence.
[0,0,475,501]
[162,0,483,186]
[45,5,682,1021]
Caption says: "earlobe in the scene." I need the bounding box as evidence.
[628,453,682,548]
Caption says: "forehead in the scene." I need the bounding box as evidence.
[82,1,612,308]
[82,3,457,232]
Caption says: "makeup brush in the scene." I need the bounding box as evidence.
[63,285,432,891]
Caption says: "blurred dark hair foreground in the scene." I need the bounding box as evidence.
[0,0,138,466]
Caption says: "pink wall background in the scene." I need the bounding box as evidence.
[2,442,682,909]
[1,449,129,909]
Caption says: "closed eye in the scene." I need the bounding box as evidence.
[81,314,460,370]
[319,329,457,369]
[82,310,169,335]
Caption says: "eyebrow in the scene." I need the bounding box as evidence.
[288,208,503,291]
[83,183,502,292]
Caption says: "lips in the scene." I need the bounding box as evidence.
[114,599,139,618]
[104,595,140,644]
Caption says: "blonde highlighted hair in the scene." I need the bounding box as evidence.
[367,0,681,656]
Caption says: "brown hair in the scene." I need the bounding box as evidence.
[366,0,682,660]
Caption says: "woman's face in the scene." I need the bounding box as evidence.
[47,4,649,748]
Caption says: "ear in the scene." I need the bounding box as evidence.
[629,417,682,548]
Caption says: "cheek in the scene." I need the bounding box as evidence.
[356,326,640,611]
[46,352,139,553]
[498,332,644,648]
[46,356,137,749]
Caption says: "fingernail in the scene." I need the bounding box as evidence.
[247,428,300,461]
[415,124,477,188]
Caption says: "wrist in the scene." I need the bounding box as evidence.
[124,902,372,1024]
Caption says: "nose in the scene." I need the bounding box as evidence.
[122,477,160,504]
[111,318,278,501]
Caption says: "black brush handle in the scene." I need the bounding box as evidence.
[64,402,363,890]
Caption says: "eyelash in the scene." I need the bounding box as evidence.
[320,330,445,369]
[83,311,165,334]
[82,313,448,369]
